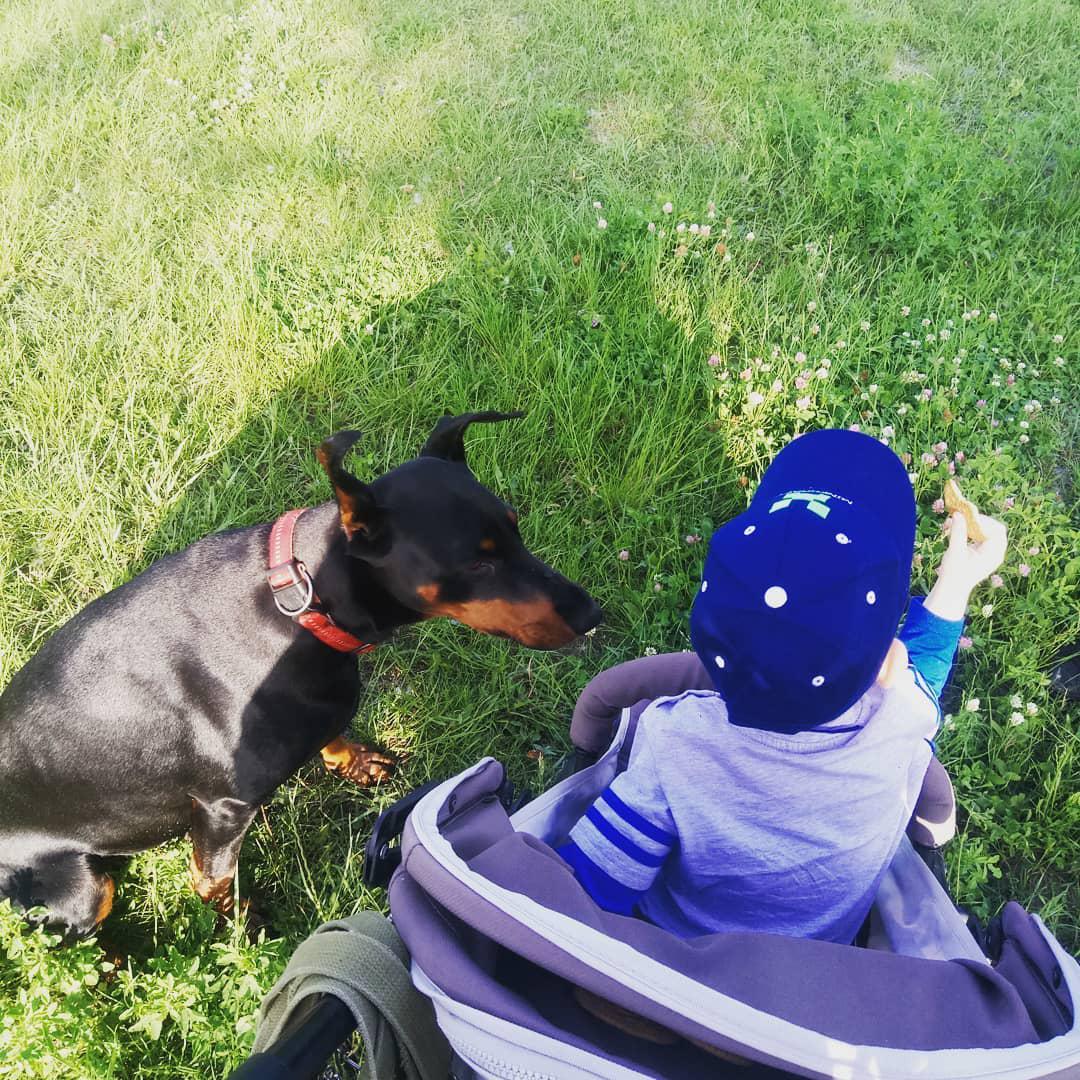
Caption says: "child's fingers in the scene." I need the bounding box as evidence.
[973,514,1008,564]
[946,510,968,550]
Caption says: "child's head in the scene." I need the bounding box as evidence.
[690,429,916,732]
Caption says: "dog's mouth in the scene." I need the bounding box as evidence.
[422,594,586,650]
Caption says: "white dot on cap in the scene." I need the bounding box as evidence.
[835,532,851,545]
[714,654,726,669]
[743,525,756,536]
[866,590,876,605]
[701,580,708,592]
[764,585,788,608]
[812,675,825,687]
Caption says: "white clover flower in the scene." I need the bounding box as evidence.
[662,201,673,214]
[745,231,756,241]
[647,221,656,232]
[860,320,871,331]
[676,222,687,233]
[1011,694,1023,709]
[965,698,981,712]
[597,218,607,230]
[1053,334,1064,343]
[1026,701,1038,715]
[644,646,658,656]
[807,301,817,313]
[989,312,999,323]
[981,604,993,617]
[921,318,931,327]
[1054,357,1065,367]
[1010,712,1025,726]
[593,200,603,209]
[901,306,911,316]
[810,324,820,335]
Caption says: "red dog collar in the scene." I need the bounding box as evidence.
[267,508,376,655]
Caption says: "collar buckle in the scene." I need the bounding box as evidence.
[267,559,315,617]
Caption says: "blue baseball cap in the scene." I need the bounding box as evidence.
[690,429,916,732]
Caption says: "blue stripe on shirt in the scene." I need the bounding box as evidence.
[601,788,676,846]
[557,840,642,915]
[584,807,667,867]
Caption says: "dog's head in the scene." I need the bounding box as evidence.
[317,413,602,649]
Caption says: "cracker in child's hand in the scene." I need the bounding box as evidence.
[943,478,987,543]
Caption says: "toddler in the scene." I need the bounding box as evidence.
[560,429,1006,942]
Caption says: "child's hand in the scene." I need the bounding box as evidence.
[924,511,1008,621]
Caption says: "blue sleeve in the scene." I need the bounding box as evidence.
[900,596,965,699]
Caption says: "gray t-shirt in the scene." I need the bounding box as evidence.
[567,668,938,942]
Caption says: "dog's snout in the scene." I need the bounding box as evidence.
[559,590,603,636]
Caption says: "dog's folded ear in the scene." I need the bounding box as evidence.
[419,410,525,465]
[317,431,383,542]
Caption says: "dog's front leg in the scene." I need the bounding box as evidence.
[319,737,395,786]
[188,796,257,914]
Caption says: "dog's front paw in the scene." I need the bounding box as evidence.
[320,737,396,786]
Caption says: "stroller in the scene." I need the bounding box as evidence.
[232,653,1080,1079]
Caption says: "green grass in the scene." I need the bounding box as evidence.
[1,0,1078,1073]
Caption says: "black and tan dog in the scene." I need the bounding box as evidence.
[0,412,601,936]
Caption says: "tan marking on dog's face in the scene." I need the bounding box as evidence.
[479,538,497,552]
[424,594,577,649]
[416,583,440,603]
[507,509,518,526]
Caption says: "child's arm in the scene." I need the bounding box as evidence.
[902,511,1008,697]
[557,719,677,915]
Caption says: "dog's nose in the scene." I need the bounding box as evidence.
[561,592,603,636]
